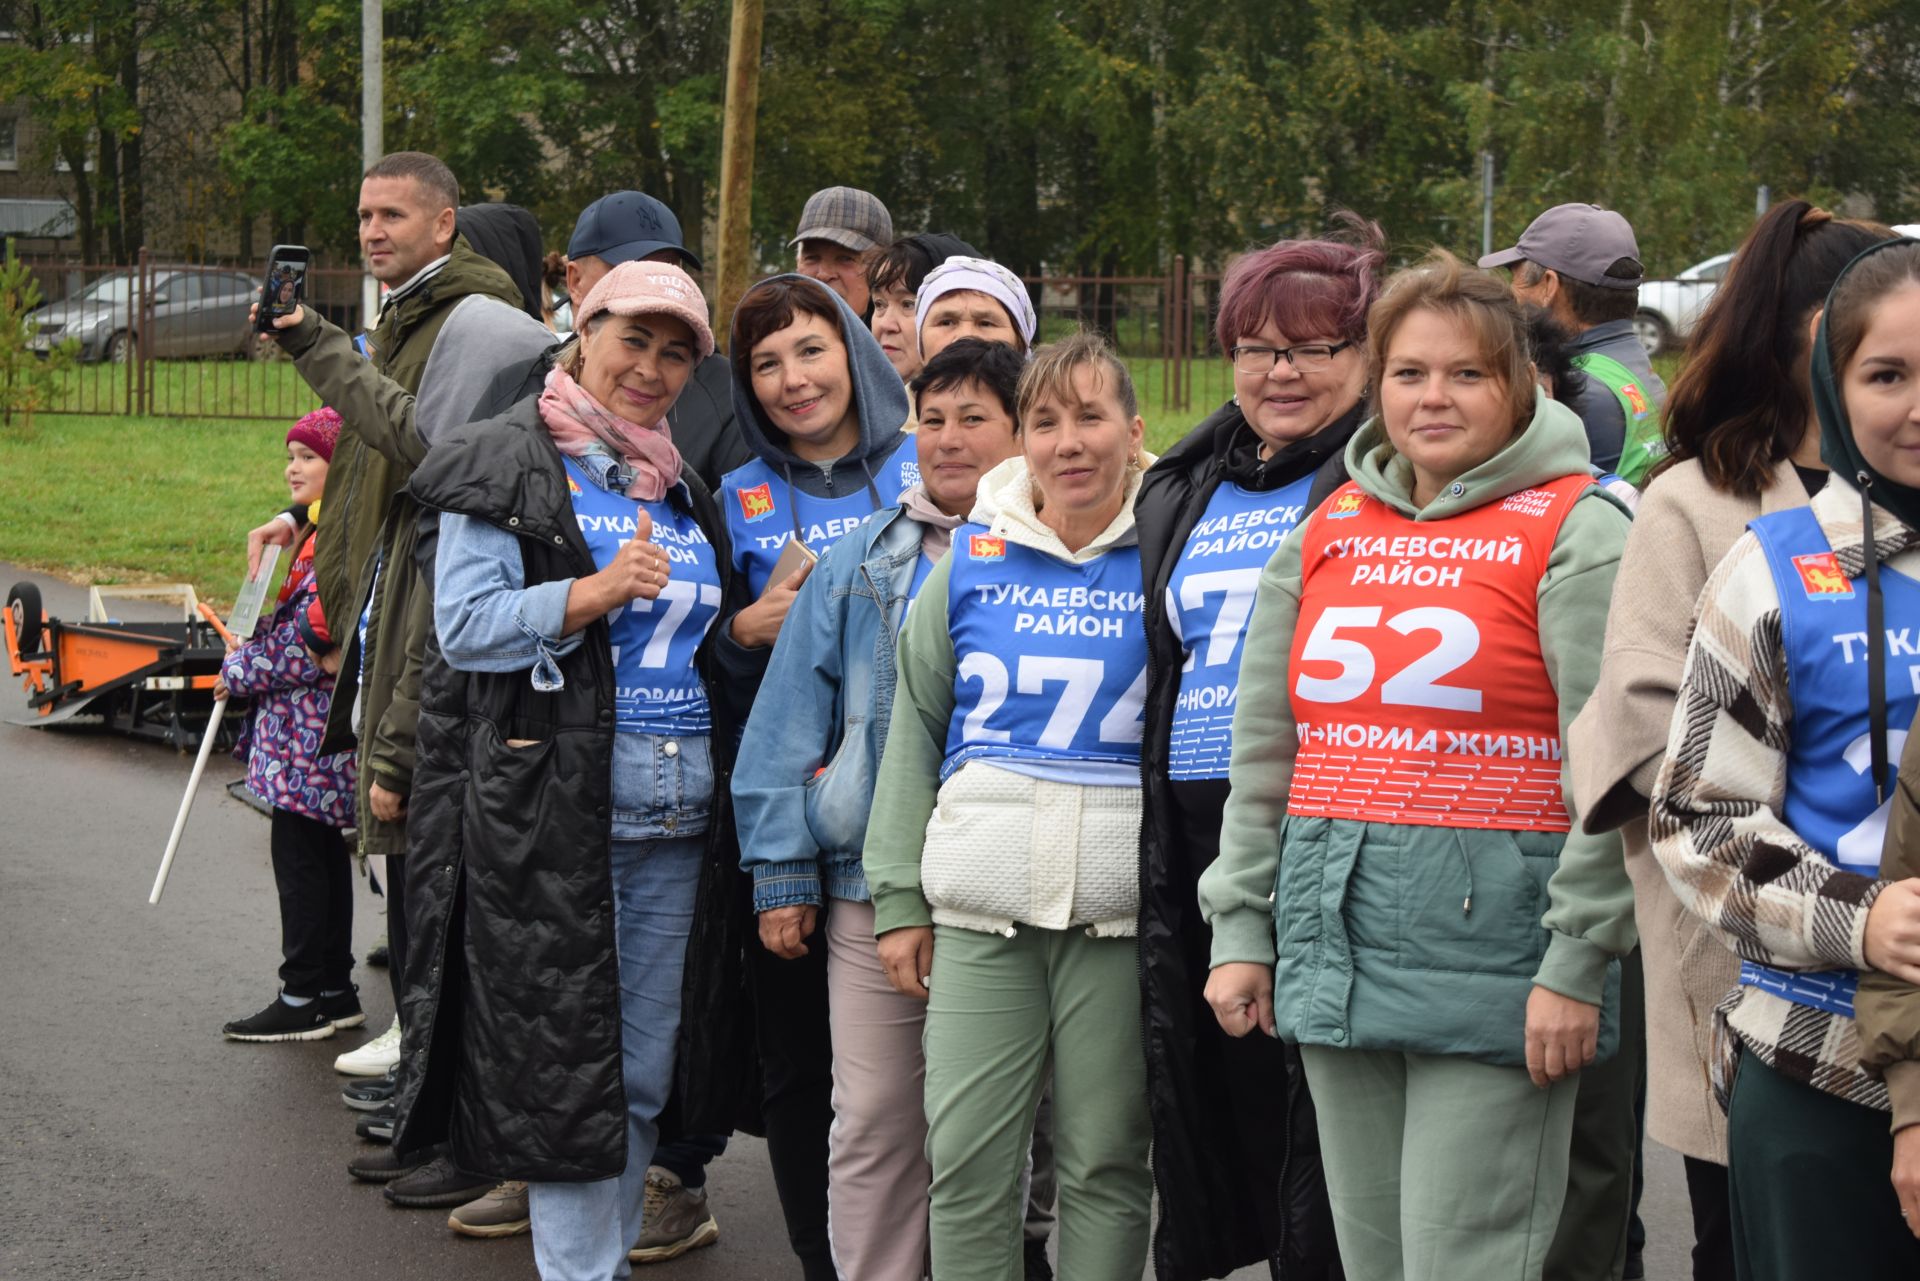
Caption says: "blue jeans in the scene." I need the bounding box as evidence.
[529,834,705,1281]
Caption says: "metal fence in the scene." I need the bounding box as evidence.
[23,250,367,420]
[25,251,1236,423]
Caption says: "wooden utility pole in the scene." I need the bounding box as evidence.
[713,0,764,352]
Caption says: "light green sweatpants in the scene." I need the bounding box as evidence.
[922,924,1150,1281]
[1299,1044,1579,1281]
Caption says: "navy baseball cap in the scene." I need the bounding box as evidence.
[568,191,702,271]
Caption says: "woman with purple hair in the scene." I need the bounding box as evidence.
[1134,221,1385,1279]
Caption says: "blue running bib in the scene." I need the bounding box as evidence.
[566,459,721,736]
[1166,475,1312,778]
[720,439,920,596]
[942,526,1149,782]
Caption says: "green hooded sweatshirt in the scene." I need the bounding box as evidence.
[1197,389,1638,1066]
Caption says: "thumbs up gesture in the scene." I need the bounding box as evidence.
[597,505,671,604]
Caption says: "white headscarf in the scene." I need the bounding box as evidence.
[916,256,1038,350]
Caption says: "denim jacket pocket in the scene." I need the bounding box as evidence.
[803,711,874,855]
[611,732,715,840]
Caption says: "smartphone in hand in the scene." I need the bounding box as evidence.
[762,535,818,597]
[258,244,312,331]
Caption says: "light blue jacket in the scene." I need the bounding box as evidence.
[733,503,933,910]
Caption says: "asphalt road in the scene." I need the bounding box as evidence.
[0,563,1696,1280]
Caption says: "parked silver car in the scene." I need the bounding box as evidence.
[1634,252,1733,357]
[27,268,261,363]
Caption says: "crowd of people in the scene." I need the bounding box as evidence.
[211,145,1920,1281]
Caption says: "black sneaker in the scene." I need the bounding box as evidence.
[315,986,365,1031]
[223,995,335,1043]
[348,1145,430,1183]
[383,1154,495,1209]
[366,942,389,968]
[356,1100,396,1143]
[342,1066,399,1112]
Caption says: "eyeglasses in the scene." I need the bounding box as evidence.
[1229,340,1355,375]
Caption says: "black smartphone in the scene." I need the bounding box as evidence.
[257,244,311,331]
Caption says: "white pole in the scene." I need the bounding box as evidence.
[360,0,383,329]
[1481,151,1496,259]
[149,699,231,904]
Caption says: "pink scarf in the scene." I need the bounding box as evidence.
[537,365,684,502]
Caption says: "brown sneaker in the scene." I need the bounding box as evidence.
[447,1180,530,1239]
[628,1166,719,1264]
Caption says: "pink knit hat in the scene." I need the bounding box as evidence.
[575,261,715,360]
[287,406,343,461]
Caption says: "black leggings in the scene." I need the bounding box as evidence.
[751,926,836,1281]
[270,808,354,996]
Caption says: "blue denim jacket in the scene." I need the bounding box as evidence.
[435,449,715,841]
[733,503,928,909]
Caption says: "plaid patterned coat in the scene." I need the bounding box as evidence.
[1650,474,1920,1112]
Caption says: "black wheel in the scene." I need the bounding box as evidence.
[8,581,44,655]
[1632,310,1673,358]
[106,329,135,364]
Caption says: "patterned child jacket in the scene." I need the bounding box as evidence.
[224,532,357,827]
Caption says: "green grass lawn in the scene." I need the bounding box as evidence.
[0,414,291,611]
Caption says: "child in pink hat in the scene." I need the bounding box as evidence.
[216,406,363,1043]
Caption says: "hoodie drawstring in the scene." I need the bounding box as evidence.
[1860,472,1891,804]
[1454,829,1474,916]
[781,459,886,545]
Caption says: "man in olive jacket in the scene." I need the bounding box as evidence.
[260,152,549,1023]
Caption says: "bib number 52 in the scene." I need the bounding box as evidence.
[1293,605,1482,712]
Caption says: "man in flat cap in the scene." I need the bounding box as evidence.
[791,186,893,318]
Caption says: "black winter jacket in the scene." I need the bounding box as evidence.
[1136,398,1360,1281]
[394,397,760,1179]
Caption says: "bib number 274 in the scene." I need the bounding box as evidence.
[959,653,1147,748]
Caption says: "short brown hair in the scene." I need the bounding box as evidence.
[1015,329,1137,430]
[1515,257,1640,326]
[1368,250,1534,432]
[729,276,845,384]
[364,151,459,213]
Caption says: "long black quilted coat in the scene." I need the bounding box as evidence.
[392,397,758,1179]
[1136,399,1357,1280]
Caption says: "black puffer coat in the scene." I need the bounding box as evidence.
[1136,398,1359,1280]
[392,397,759,1179]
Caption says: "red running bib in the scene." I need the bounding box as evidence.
[1285,476,1591,832]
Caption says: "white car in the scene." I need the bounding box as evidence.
[1634,252,1733,356]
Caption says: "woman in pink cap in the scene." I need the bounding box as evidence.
[397,262,757,1281]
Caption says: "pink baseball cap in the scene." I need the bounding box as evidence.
[575,261,716,360]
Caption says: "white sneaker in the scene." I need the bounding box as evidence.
[334,1015,401,1076]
